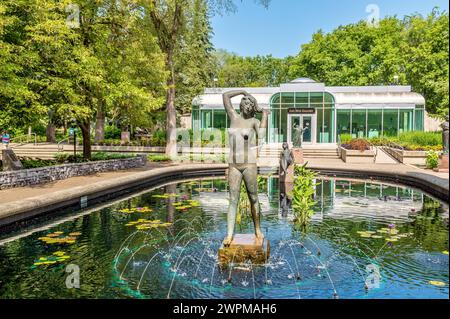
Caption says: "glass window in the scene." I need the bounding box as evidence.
[281,93,295,104]
[280,108,288,142]
[201,110,213,129]
[271,93,281,105]
[322,108,334,143]
[367,109,382,139]
[269,109,281,143]
[316,108,324,143]
[324,93,335,104]
[383,109,399,137]
[213,110,227,130]
[192,109,200,131]
[352,110,367,138]
[295,92,308,104]
[415,108,424,131]
[337,109,351,138]
[399,109,414,134]
[310,92,323,104]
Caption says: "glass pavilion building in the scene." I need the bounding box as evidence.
[192,78,426,145]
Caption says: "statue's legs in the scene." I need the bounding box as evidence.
[242,164,264,240]
[224,165,243,246]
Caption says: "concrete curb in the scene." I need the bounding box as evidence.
[0,164,227,227]
[308,164,449,203]
[0,163,448,228]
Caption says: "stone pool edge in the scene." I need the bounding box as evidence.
[0,163,448,228]
[0,164,227,227]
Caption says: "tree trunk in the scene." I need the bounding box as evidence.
[165,57,177,158]
[94,105,105,143]
[79,121,91,160]
[46,122,56,143]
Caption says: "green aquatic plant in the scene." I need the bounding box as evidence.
[426,150,439,169]
[236,183,250,226]
[292,164,319,230]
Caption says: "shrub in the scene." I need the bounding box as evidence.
[55,152,70,163]
[398,131,442,148]
[105,125,121,139]
[91,152,135,161]
[342,138,371,152]
[19,157,57,169]
[292,164,318,230]
[339,134,352,144]
[368,137,392,146]
[151,130,166,147]
[147,154,171,162]
[426,151,439,169]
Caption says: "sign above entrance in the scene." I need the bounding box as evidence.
[288,108,316,114]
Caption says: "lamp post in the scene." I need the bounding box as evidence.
[69,120,77,162]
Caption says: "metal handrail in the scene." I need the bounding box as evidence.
[366,139,378,163]
[57,136,78,152]
[385,141,405,151]
[10,133,37,145]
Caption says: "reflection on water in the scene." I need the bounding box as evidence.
[0,177,448,299]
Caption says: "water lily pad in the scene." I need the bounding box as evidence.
[69,232,82,236]
[429,281,446,287]
[442,251,449,255]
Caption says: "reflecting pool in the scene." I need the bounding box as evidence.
[0,177,448,299]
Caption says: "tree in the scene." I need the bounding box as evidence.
[215,51,292,87]
[0,0,43,131]
[289,10,449,118]
[147,0,271,157]
[175,0,216,114]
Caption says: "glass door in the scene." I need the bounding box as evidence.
[288,114,315,146]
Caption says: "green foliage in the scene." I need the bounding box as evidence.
[426,150,439,169]
[341,132,443,151]
[90,152,135,161]
[54,151,134,164]
[151,129,167,147]
[104,126,121,140]
[214,50,292,87]
[398,131,442,147]
[147,154,172,162]
[236,183,250,226]
[20,158,57,169]
[288,10,449,118]
[338,134,352,144]
[292,164,318,231]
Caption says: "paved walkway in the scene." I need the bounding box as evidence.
[0,163,170,204]
[0,159,447,206]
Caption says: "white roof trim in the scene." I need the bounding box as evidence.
[332,92,425,105]
[194,87,425,109]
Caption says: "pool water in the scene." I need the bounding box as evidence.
[0,177,448,299]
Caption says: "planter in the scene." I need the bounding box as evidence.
[383,147,427,166]
[339,146,375,163]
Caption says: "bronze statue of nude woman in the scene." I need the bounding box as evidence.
[222,90,269,247]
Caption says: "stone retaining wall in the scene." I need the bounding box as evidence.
[0,155,147,189]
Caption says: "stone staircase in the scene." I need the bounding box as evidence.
[9,143,61,160]
[258,143,340,162]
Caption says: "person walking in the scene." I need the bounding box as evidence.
[2,131,11,148]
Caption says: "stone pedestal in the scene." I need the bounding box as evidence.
[1,149,22,171]
[218,234,270,266]
[121,131,130,143]
[434,154,449,173]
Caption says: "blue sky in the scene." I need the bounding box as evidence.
[211,0,449,57]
